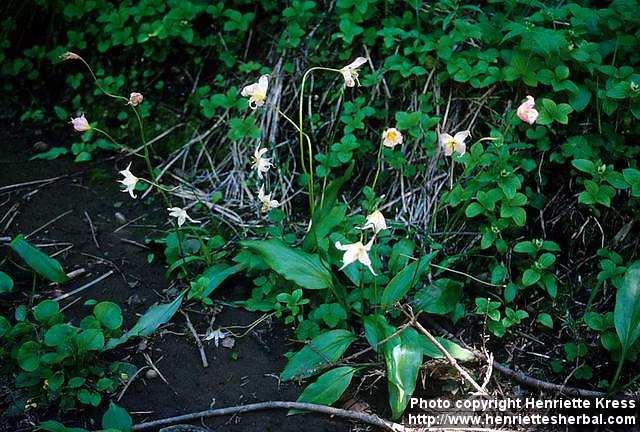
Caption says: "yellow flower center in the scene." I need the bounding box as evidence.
[386,130,398,142]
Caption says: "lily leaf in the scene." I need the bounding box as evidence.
[381,253,436,307]
[614,261,640,358]
[242,239,333,290]
[384,327,423,419]
[289,366,356,415]
[107,292,184,349]
[281,329,355,381]
[10,235,68,283]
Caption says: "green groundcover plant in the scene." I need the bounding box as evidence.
[2,0,640,426]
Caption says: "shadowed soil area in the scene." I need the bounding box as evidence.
[0,121,354,431]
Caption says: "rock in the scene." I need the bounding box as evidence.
[32,141,49,152]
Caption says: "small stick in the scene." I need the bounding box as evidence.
[130,400,506,432]
[117,365,149,402]
[84,211,100,248]
[26,209,73,239]
[119,238,151,250]
[403,307,488,396]
[181,311,209,368]
[52,270,114,302]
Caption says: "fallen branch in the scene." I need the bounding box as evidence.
[130,400,503,432]
[425,319,606,398]
[53,270,114,302]
[181,311,208,368]
[403,307,488,396]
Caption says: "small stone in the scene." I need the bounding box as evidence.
[33,141,49,152]
[145,369,158,379]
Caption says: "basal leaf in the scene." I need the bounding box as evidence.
[281,330,355,381]
[614,261,640,358]
[289,366,356,415]
[381,253,436,307]
[10,235,68,283]
[242,239,333,290]
[384,327,423,419]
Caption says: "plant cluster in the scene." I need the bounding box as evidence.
[2,0,640,426]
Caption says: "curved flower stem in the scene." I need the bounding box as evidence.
[429,262,506,288]
[74,56,129,103]
[298,66,341,216]
[371,138,385,191]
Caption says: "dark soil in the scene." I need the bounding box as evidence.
[0,122,357,431]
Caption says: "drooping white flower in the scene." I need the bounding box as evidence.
[439,130,471,156]
[258,186,280,213]
[60,51,81,61]
[203,328,228,347]
[241,75,269,109]
[363,210,387,234]
[339,57,367,87]
[70,114,91,132]
[335,238,376,275]
[251,146,273,178]
[128,92,144,107]
[167,207,200,227]
[118,162,139,198]
[382,128,403,148]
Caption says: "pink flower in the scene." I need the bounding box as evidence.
[128,92,143,107]
[70,114,91,132]
[517,95,539,125]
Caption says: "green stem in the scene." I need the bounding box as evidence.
[371,137,384,192]
[610,354,625,391]
[298,66,341,216]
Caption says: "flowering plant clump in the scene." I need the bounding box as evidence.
[4,0,640,426]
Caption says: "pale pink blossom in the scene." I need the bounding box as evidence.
[128,92,144,107]
[70,114,91,132]
[516,95,539,125]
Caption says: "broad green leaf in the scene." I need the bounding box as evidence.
[102,402,133,432]
[381,253,436,307]
[417,335,474,361]
[44,323,77,347]
[384,328,423,419]
[414,278,462,315]
[17,340,41,371]
[10,235,68,283]
[0,271,14,294]
[76,328,105,351]
[614,262,640,358]
[290,366,356,415]
[33,299,60,323]
[281,330,355,381]
[242,239,333,290]
[197,263,244,298]
[106,292,184,349]
[363,314,395,352]
[537,313,554,329]
[94,302,123,330]
[0,315,10,337]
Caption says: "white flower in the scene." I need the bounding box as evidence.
[363,210,387,234]
[439,130,471,156]
[70,114,91,132]
[335,239,376,275]
[167,207,200,227]
[203,328,228,347]
[118,162,139,199]
[382,128,403,148]
[339,57,367,87]
[128,92,144,107]
[251,146,273,178]
[258,186,280,213]
[241,75,269,109]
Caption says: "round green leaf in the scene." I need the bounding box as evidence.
[33,300,60,323]
[102,401,133,432]
[94,302,123,330]
[17,341,41,372]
